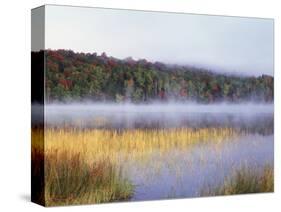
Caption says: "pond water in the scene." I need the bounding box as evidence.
[123,134,273,200]
[42,103,274,200]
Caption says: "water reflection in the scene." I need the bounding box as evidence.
[44,104,273,134]
[42,103,274,200]
[123,134,273,200]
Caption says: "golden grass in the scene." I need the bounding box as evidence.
[32,127,242,205]
[32,128,137,206]
[201,165,274,196]
[44,151,133,206]
[44,127,240,164]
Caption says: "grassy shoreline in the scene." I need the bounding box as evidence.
[201,165,273,196]
[44,151,133,206]
[32,128,135,206]
[32,127,272,205]
[44,127,239,163]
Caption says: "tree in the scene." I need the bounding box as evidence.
[40,49,273,103]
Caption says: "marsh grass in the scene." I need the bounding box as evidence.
[201,165,274,196]
[44,127,239,163]
[32,127,243,205]
[44,151,133,206]
[32,129,134,206]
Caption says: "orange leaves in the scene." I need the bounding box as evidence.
[58,78,73,90]
[48,50,64,62]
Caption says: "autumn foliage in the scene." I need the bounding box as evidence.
[33,50,274,103]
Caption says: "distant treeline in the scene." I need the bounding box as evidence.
[33,50,274,103]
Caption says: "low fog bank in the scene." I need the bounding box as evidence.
[44,102,274,114]
[30,102,274,132]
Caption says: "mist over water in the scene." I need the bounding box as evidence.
[35,101,274,200]
[39,102,274,132]
[45,102,273,114]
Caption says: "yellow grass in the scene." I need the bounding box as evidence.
[44,127,240,164]
[201,165,274,196]
[32,127,242,205]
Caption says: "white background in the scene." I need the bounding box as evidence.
[0,0,280,211]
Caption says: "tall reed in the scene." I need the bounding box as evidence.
[32,129,133,206]
[201,165,274,196]
[44,127,239,163]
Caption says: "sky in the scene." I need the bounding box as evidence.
[45,5,274,76]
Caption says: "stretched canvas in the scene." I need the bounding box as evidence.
[31,5,274,207]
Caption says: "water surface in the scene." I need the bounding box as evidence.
[42,103,274,200]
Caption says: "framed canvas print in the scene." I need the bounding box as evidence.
[31,5,274,207]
